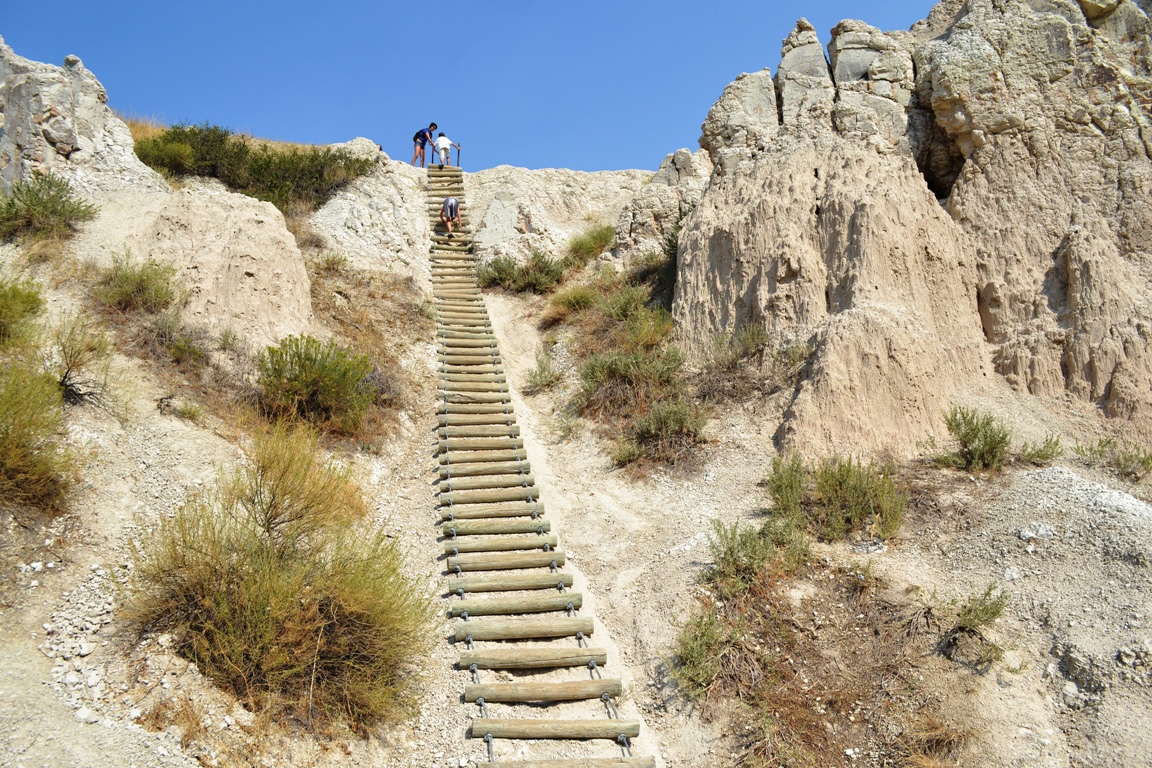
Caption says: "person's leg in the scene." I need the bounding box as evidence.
[411,143,419,165]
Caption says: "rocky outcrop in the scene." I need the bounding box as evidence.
[468,166,649,263]
[675,138,988,456]
[913,0,1152,433]
[0,35,166,194]
[676,0,1152,454]
[310,147,432,281]
[127,187,313,349]
[612,148,711,263]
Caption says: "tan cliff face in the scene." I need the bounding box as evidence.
[672,0,1152,455]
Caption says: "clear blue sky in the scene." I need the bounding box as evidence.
[3,1,937,171]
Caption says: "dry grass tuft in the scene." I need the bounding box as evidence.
[129,424,433,731]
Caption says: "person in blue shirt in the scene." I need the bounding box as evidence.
[410,122,438,167]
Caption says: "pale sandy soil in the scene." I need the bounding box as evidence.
[2,254,1150,768]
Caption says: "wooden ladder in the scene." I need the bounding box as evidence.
[425,165,656,767]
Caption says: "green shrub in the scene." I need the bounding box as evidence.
[705,325,769,372]
[0,362,73,512]
[763,454,905,541]
[258,335,375,434]
[95,256,178,314]
[578,348,683,419]
[550,285,596,312]
[632,398,705,461]
[0,174,97,241]
[565,224,615,268]
[134,124,372,213]
[955,583,1008,631]
[763,453,805,521]
[0,276,45,344]
[609,438,644,466]
[811,457,905,541]
[1020,434,1064,466]
[705,519,776,595]
[477,255,518,289]
[130,425,432,729]
[674,605,736,698]
[524,349,562,394]
[598,284,649,322]
[615,306,673,351]
[480,252,565,294]
[1074,436,1152,481]
[943,406,1011,471]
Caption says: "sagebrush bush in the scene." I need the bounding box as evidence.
[478,252,565,294]
[811,457,905,541]
[1020,433,1063,466]
[943,406,1011,471]
[675,605,735,697]
[258,335,375,434]
[762,454,906,541]
[0,174,97,241]
[524,349,562,394]
[134,123,373,213]
[130,425,431,729]
[630,398,705,462]
[0,362,73,512]
[955,583,1008,631]
[95,256,178,314]
[705,519,777,595]
[1075,436,1152,480]
[566,224,615,268]
[578,347,683,420]
[0,276,45,344]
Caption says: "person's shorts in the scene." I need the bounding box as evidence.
[415,138,427,148]
[442,198,459,218]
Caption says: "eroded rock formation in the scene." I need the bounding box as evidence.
[674,0,1152,454]
[0,35,166,194]
[612,148,711,263]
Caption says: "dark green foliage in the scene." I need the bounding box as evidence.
[578,348,683,419]
[943,406,1011,471]
[0,174,97,241]
[1020,434,1064,466]
[258,335,376,434]
[0,277,45,344]
[134,124,373,213]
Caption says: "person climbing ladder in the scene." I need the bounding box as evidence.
[410,122,438,167]
[435,132,461,166]
[440,196,461,235]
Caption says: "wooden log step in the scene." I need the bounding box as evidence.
[442,534,557,555]
[448,572,573,594]
[436,304,488,313]
[437,409,512,421]
[437,402,515,415]
[438,501,542,520]
[451,593,581,619]
[438,355,502,366]
[465,676,616,703]
[438,460,528,477]
[438,339,498,349]
[440,475,533,493]
[477,759,655,768]
[439,365,505,375]
[446,550,563,572]
[438,383,510,395]
[459,646,604,670]
[469,718,637,740]
[440,374,506,384]
[431,246,474,254]
[440,392,511,404]
[438,425,520,439]
[438,485,536,505]
[454,616,590,642]
[439,451,529,468]
[442,517,548,536]
[433,294,482,302]
[437,344,498,355]
[438,329,496,340]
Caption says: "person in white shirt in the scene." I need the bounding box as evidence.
[435,133,461,166]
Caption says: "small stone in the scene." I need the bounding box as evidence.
[77,642,96,657]
[1062,681,1082,708]
[75,706,99,724]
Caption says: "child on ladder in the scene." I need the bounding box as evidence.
[440,196,461,235]
[435,132,461,166]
